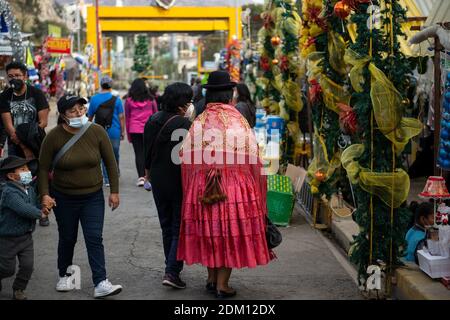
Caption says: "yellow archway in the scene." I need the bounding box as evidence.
[86,6,242,69]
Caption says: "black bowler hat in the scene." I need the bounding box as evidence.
[57,95,87,114]
[0,156,34,173]
[202,71,237,90]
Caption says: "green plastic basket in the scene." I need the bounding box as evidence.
[267,175,294,226]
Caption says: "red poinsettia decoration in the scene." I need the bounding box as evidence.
[308,6,328,30]
[308,79,322,103]
[342,0,370,10]
[263,12,273,29]
[260,56,270,71]
[337,103,358,135]
[280,56,289,72]
[304,36,316,49]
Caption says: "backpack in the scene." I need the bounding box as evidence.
[94,96,117,129]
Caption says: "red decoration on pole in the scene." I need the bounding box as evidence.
[308,79,322,103]
[334,1,351,19]
[337,103,358,135]
[271,36,281,46]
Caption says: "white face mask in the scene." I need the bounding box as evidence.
[68,115,89,128]
[19,171,33,185]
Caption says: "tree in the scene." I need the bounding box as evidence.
[132,35,152,74]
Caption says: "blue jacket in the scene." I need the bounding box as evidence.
[405,225,426,263]
[0,181,41,237]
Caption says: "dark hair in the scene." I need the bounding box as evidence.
[409,201,433,226]
[101,83,112,90]
[150,85,159,96]
[160,82,193,113]
[236,82,253,105]
[128,78,152,102]
[6,61,27,75]
[205,89,233,105]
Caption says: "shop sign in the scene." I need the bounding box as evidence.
[46,37,71,54]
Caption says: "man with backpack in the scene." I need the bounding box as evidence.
[87,76,124,186]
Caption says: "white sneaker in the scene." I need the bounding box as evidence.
[94,279,122,298]
[137,177,145,187]
[56,276,74,292]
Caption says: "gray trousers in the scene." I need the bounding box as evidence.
[0,233,34,291]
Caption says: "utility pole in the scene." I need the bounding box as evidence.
[235,0,239,39]
[77,2,81,53]
[95,0,102,68]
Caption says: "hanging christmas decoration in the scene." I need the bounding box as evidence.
[334,1,351,19]
[300,0,326,58]
[271,35,281,46]
[338,103,358,135]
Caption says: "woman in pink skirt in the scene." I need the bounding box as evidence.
[178,71,273,298]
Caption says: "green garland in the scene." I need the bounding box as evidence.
[307,0,350,199]
[348,0,412,292]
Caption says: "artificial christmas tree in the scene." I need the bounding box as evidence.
[132,35,151,74]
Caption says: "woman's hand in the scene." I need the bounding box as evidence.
[109,193,120,210]
[42,195,56,210]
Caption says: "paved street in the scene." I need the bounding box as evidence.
[0,113,362,300]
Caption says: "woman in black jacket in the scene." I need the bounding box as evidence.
[143,82,192,289]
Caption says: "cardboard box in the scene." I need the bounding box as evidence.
[417,249,450,279]
[285,164,307,193]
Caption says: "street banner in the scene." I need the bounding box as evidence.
[46,37,71,54]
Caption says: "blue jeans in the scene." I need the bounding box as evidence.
[102,138,120,185]
[152,186,184,276]
[51,188,107,286]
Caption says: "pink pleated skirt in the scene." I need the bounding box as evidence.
[177,166,273,269]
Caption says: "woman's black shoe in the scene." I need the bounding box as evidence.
[216,289,237,299]
[206,282,217,293]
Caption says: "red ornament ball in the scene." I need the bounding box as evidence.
[271,36,281,46]
[334,1,351,19]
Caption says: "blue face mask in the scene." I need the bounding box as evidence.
[19,171,33,185]
[68,115,89,128]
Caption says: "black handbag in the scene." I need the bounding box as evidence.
[266,217,282,249]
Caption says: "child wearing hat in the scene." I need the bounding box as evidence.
[0,155,55,300]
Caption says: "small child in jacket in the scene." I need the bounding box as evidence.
[404,201,434,264]
[0,156,54,300]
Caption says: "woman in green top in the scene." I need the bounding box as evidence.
[38,95,122,299]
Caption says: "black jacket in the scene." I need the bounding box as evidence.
[143,111,191,199]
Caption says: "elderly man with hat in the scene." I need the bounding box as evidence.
[87,76,125,187]
[38,94,122,298]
